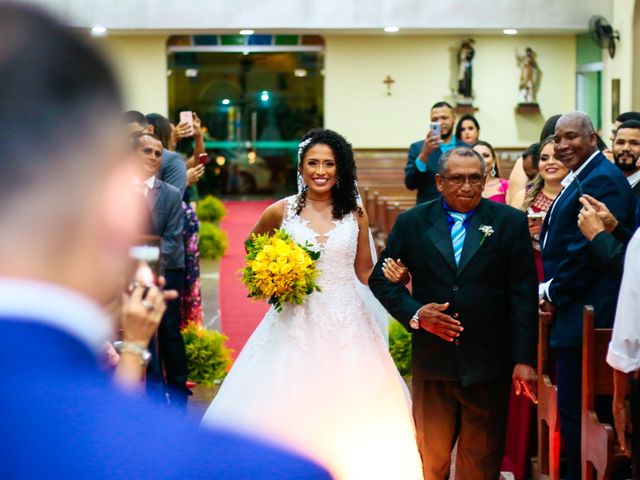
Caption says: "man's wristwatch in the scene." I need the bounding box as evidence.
[409,309,421,330]
[113,341,151,366]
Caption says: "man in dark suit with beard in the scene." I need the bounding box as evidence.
[539,112,635,480]
[370,147,538,480]
[577,119,640,277]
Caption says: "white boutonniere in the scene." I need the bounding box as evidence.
[479,225,494,245]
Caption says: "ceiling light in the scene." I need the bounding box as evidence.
[222,98,231,105]
[294,69,308,78]
[242,51,250,56]
[503,29,518,35]
[384,26,400,33]
[215,156,226,166]
[239,29,255,35]
[185,68,198,78]
[260,91,269,102]
[91,25,107,36]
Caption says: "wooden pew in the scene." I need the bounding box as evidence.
[581,305,629,480]
[538,316,561,480]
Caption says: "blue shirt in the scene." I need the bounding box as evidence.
[415,136,460,172]
[443,198,476,232]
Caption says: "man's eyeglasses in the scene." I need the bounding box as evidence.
[440,174,485,186]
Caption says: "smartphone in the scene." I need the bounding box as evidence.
[128,235,162,289]
[179,111,194,136]
[198,153,211,166]
[527,212,545,221]
[429,122,441,137]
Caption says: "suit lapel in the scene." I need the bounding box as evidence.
[456,201,486,276]
[425,202,457,272]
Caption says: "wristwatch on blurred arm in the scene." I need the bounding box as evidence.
[113,341,151,366]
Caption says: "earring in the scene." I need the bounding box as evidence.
[336,178,340,188]
[491,166,496,177]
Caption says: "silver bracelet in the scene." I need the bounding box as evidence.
[113,341,151,366]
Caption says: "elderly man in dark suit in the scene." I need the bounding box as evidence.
[539,111,636,480]
[405,101,467,204]
[129,132,190,409]
[370,147,538,480]
[0,4,331,479]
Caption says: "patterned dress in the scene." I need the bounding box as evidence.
[181,201,203,326]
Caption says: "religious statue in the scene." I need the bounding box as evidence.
[456,39,475,101]
[516,47,539,104]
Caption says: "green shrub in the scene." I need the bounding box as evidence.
[196,195,227,223]
[182,322,233,387]
[389,319,412,376]
[199,222,228,259]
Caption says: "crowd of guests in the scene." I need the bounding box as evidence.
[1,4,333,478]
[108,109,216,408]
[2,2,640,478]
[402,101,640,479]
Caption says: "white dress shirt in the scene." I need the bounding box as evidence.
[606,229,640,373]
[132,175,155,197]
[0,277,112,353]
[627,169,640,189]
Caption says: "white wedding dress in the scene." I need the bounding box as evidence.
[201,196,423,480]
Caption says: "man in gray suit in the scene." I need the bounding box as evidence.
[130,132,189,409]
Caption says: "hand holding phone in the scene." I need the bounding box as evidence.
[198,153,211,166]
[179,111,194,137]
[527,211,545,239]
[429,122,442,139]
[129,236,162,289]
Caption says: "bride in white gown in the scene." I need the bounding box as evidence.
[201,128,423,480]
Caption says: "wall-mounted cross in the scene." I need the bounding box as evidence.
[383,75,395,96]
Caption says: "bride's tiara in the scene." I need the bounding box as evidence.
[297,138,313,163]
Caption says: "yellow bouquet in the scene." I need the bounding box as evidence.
[241,229,321,312]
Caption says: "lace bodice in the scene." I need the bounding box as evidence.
[281,195,359,288]
[241,195,385,352]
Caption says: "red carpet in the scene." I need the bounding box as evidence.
[219,200,273,359]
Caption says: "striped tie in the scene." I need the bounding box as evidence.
[449,211,467,266]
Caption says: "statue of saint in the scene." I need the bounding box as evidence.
[516,47,539,104]
[457,39,475,100]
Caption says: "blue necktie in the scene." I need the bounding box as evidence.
[448,211,467,266]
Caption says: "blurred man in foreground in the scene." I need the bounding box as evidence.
[0,4,331,479]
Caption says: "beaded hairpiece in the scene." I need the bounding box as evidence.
[297,138,313,165]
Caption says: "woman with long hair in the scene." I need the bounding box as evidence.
[455,114,480,145]
[472,140,509,203]
[511,136,568,280]
[500,136,568,480]
[201,128,423,479]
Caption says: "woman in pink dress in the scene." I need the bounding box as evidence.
[502,136,568,479]
[472,141,509,203]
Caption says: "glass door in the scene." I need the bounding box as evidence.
[168,35,324,196]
